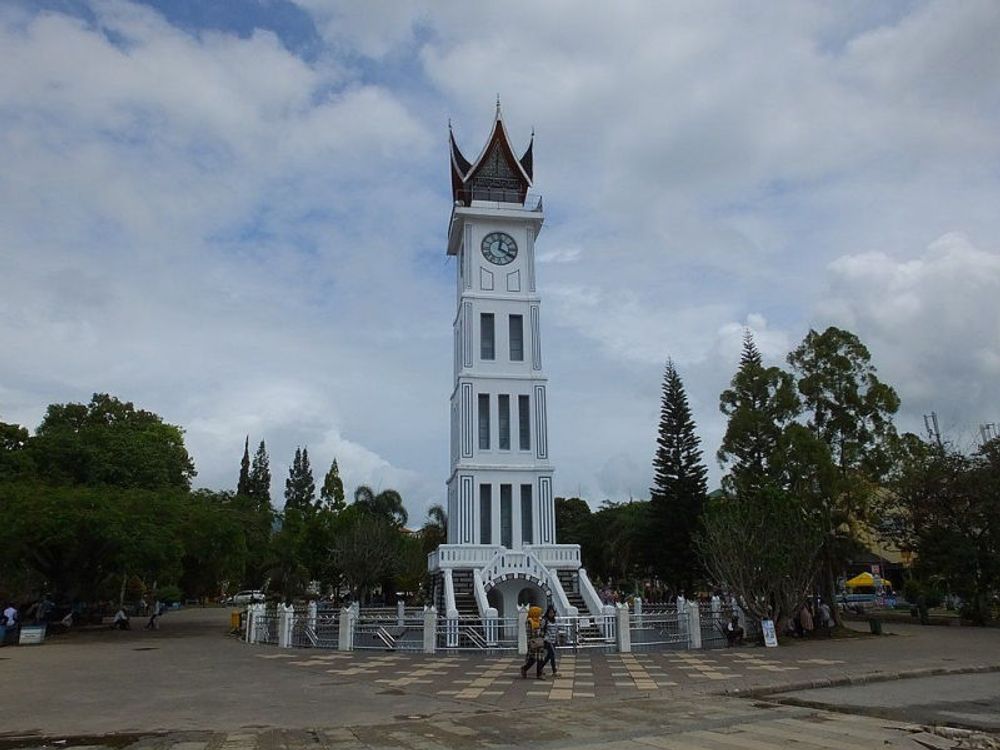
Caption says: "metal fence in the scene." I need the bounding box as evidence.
[631,610,686,651]
[555,613,617,652]
[244,602,758,655]
[436,615,518,652]
[354,611,425,651]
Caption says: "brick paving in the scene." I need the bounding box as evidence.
[2,608,998,749]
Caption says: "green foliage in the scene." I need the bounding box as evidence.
[0,481,187,601]
[718,333,800,494]
[247,440,272,510]
[788,327,900,477]
[649,360,708,593]
[353,485,408,527]
[156,584,183,604]
[28,393,196,490]
[886,437,1000,624]
[236,437,251,496]
[320,458,346,512]
[284,446,316,513]
[0,421,34,480]
[421,504,448,554]
[331,513,404,603]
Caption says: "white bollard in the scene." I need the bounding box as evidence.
[278,602,294,648]
[517,606,528,655]
[485,607,498,646]
[446,608,459,648]
[687,601,702,650]
[397,599,405,628]
[423,606,437,654]
[603,604,616,643]
[338,606,354,651]
[634,596,643,626]
[616,604,631,653]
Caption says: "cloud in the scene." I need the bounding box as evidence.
[817,233,1000,445]
[3,0,1000,513]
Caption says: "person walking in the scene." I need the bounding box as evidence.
[538,605,558,678]
[144,600,163,630]
[520,606,545,679]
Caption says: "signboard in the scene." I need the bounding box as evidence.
[761,618,778,648]
[18,625,46,645]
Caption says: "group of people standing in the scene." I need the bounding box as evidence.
[521,605,558,680]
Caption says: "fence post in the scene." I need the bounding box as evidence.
[687,601,702,650]
[677,596,689,645]
[485,607,498,646]
[634,596,643,625]
[246,603,258,643]
[307,600,318,635]
[603,604,616,643]
[338,606,354,651]
[517,605,528,655]
[423,606,437,654]
[616,604,631,653]
[278,602,294,648]
[397,599,405,628]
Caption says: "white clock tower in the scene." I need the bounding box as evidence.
[428,105,605,634]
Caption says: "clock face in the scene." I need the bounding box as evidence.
[481,232,518,265]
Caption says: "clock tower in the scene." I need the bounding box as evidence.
[428,105,605,637]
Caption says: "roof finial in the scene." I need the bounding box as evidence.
[496,93,501,118]
[448,117,452,131]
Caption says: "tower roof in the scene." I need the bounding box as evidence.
[449,105,533,205]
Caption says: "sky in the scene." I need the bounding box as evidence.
[2,0,999,523]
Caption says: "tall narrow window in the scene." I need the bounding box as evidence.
[509,314,524,361]
[479,484,492,544]
[480,313,495,360]
[478,393,490,450]
[518,395,531,450]
[498,395,511,450]
[520,484,533,544]
[500,484,513,548]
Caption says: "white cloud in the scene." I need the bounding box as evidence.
[817,233,1000,442]
[2,0,999,511]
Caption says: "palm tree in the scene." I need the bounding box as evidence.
[353,485,408,527]
[421,504,448,553]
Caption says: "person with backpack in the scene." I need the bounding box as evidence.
[520,606,545,680]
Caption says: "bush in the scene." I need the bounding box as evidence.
[902,577,944,608]
[156,584,183,604]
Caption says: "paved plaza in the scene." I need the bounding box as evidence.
[2,608,999,749]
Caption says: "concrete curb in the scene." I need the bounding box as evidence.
[723,663,1000,699]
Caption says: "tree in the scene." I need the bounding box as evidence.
[649,359,708,593]
[28,393,196,490]
[883,436,1000,624]
[718,333,800,494]
[320,458,346,512]
[698,485,824,629]
[421,504,448,554]
[787,326,900,622]
[284,447,316,513]
[247,440,272,510]
[236,436,251,496]
[0,420,33,480]
[353,485,408,527]
[330,514,402,604]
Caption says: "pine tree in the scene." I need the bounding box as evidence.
[649,359,708,593]
[320,458,346,512]
[718,331,800,494]
[247,439,272,511]
[284,446,316,513]
[236,436,251,496]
